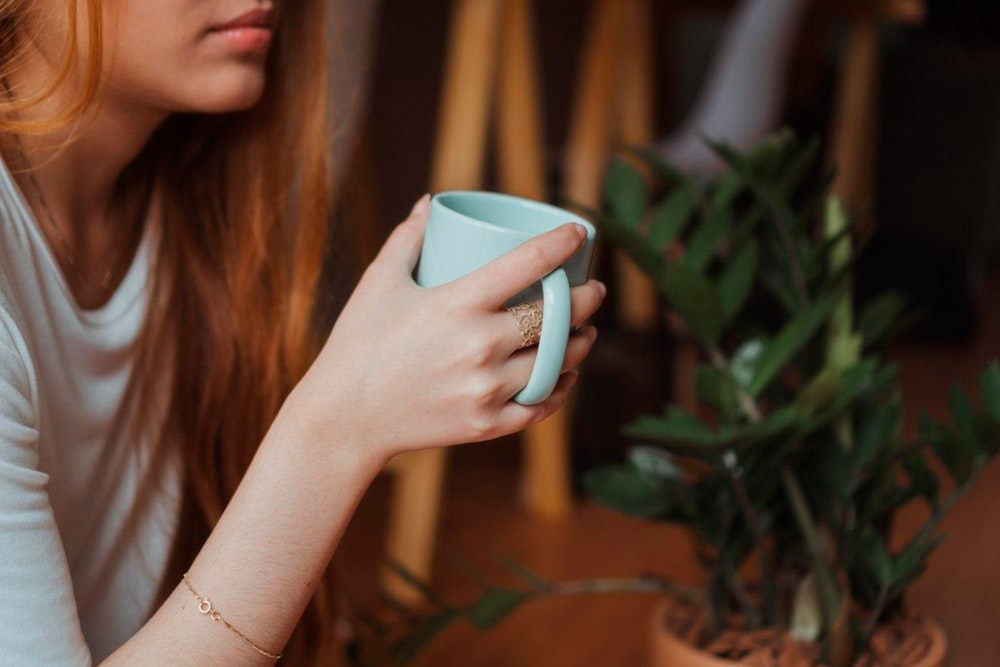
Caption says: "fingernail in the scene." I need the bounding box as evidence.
[587,326,599,341]
[569,222,587,239]
[411,193,431,216]
[596,281,607,298]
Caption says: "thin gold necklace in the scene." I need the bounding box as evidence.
[2,79,126,294]
[9,134,120,291]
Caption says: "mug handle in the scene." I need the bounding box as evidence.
[513,268,571,405]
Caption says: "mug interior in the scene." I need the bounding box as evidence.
[435,191,591,235]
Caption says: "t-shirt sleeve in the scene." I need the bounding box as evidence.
[0,307,92,666]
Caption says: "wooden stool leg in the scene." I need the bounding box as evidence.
[496,0,545,200]
[382,449,448,603]
[615,0,659,332]
[828,14,879,216]
[382,0,503,604]
[496,0,572,520]
[563,0,625,210]
[431,0,505,190]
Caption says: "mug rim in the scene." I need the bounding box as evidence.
[431,190,596,237]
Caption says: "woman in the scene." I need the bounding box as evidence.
[0,1,605,665]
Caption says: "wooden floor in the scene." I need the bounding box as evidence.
[340,273,1000,666]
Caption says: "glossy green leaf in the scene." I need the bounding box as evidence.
[718,240,760,321]
[902,450,939,509]
[695,365,739,418]
[626,145,686,183]
[685,205,730,270]
[732,405,804,448]
[932,427,976,486]
[858,292,907,347]
[980,361,1000,422]
[623,407,716,449]
[711,172,743,210]
[973,413,1000,458]
[867,532,894,588]
[649,186,697,253]
[777,136,821,198]
[809,360,898,429]
[948,386,980,454]
[496,555,550,592]
[468,588,529,629]
[584,462,685,518]
[731,339,766,388]
[747,291,840,396]
[892,534,946,593]
[604,160,646,228]
[628,445,685,481]
[795,366,842,415]
[658,264,725,344]
[393,609,463,665]
[596,212,662,278]
[854,399,902,471]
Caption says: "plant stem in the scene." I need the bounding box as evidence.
[722,455,775,624]
[824,197,857,453]
[724,561,763,628]
[859,584,889,649]
[781,465,840,630]
[858,472,979,650]
[898,477,969,558]
[708,345,775,623]
[708,503,736,635]
[739,175,810,308]
[544,576,705,602]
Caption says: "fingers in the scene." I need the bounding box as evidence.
[373,194,431,276]
[498,326,597,400]
[493,370,580,434]
[496,279,606,353]
[458,223,589,309]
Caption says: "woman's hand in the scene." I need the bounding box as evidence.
[289,194,606,467]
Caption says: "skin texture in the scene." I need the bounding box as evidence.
[7,1,606,663]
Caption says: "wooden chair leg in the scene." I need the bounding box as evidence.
[382,0,503,603]
[495,0,573,521]
[382,449,448,603]
[614,0,659,332]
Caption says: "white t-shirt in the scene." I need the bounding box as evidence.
[0,155,181,665]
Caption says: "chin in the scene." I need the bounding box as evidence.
[180,68,268,114]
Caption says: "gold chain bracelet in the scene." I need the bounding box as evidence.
[181,572,283,661]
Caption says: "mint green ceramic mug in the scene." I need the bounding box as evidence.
[414,191,597,406]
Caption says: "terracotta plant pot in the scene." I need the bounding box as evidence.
[650,598,948,667]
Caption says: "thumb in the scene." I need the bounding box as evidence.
[377,193,431,275]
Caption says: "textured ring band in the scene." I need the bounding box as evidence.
[507,302,543,350]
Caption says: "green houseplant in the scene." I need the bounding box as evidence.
[578,131,1000,666]
[358,133,1000,666]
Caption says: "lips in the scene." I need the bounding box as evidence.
[210,7,276,32]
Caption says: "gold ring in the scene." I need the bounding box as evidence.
[507,302,543,350]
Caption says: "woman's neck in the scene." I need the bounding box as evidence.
[5,56,169,309]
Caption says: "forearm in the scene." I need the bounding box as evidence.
[103,395,385,666]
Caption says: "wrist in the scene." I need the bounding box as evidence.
[269,386,389,483]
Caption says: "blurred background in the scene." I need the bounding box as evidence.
[322,0,1000,664]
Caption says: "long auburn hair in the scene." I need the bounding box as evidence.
[0,2,339,663]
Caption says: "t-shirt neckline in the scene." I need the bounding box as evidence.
[0,150,150,329]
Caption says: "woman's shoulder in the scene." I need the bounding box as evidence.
[0,278,39,423]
